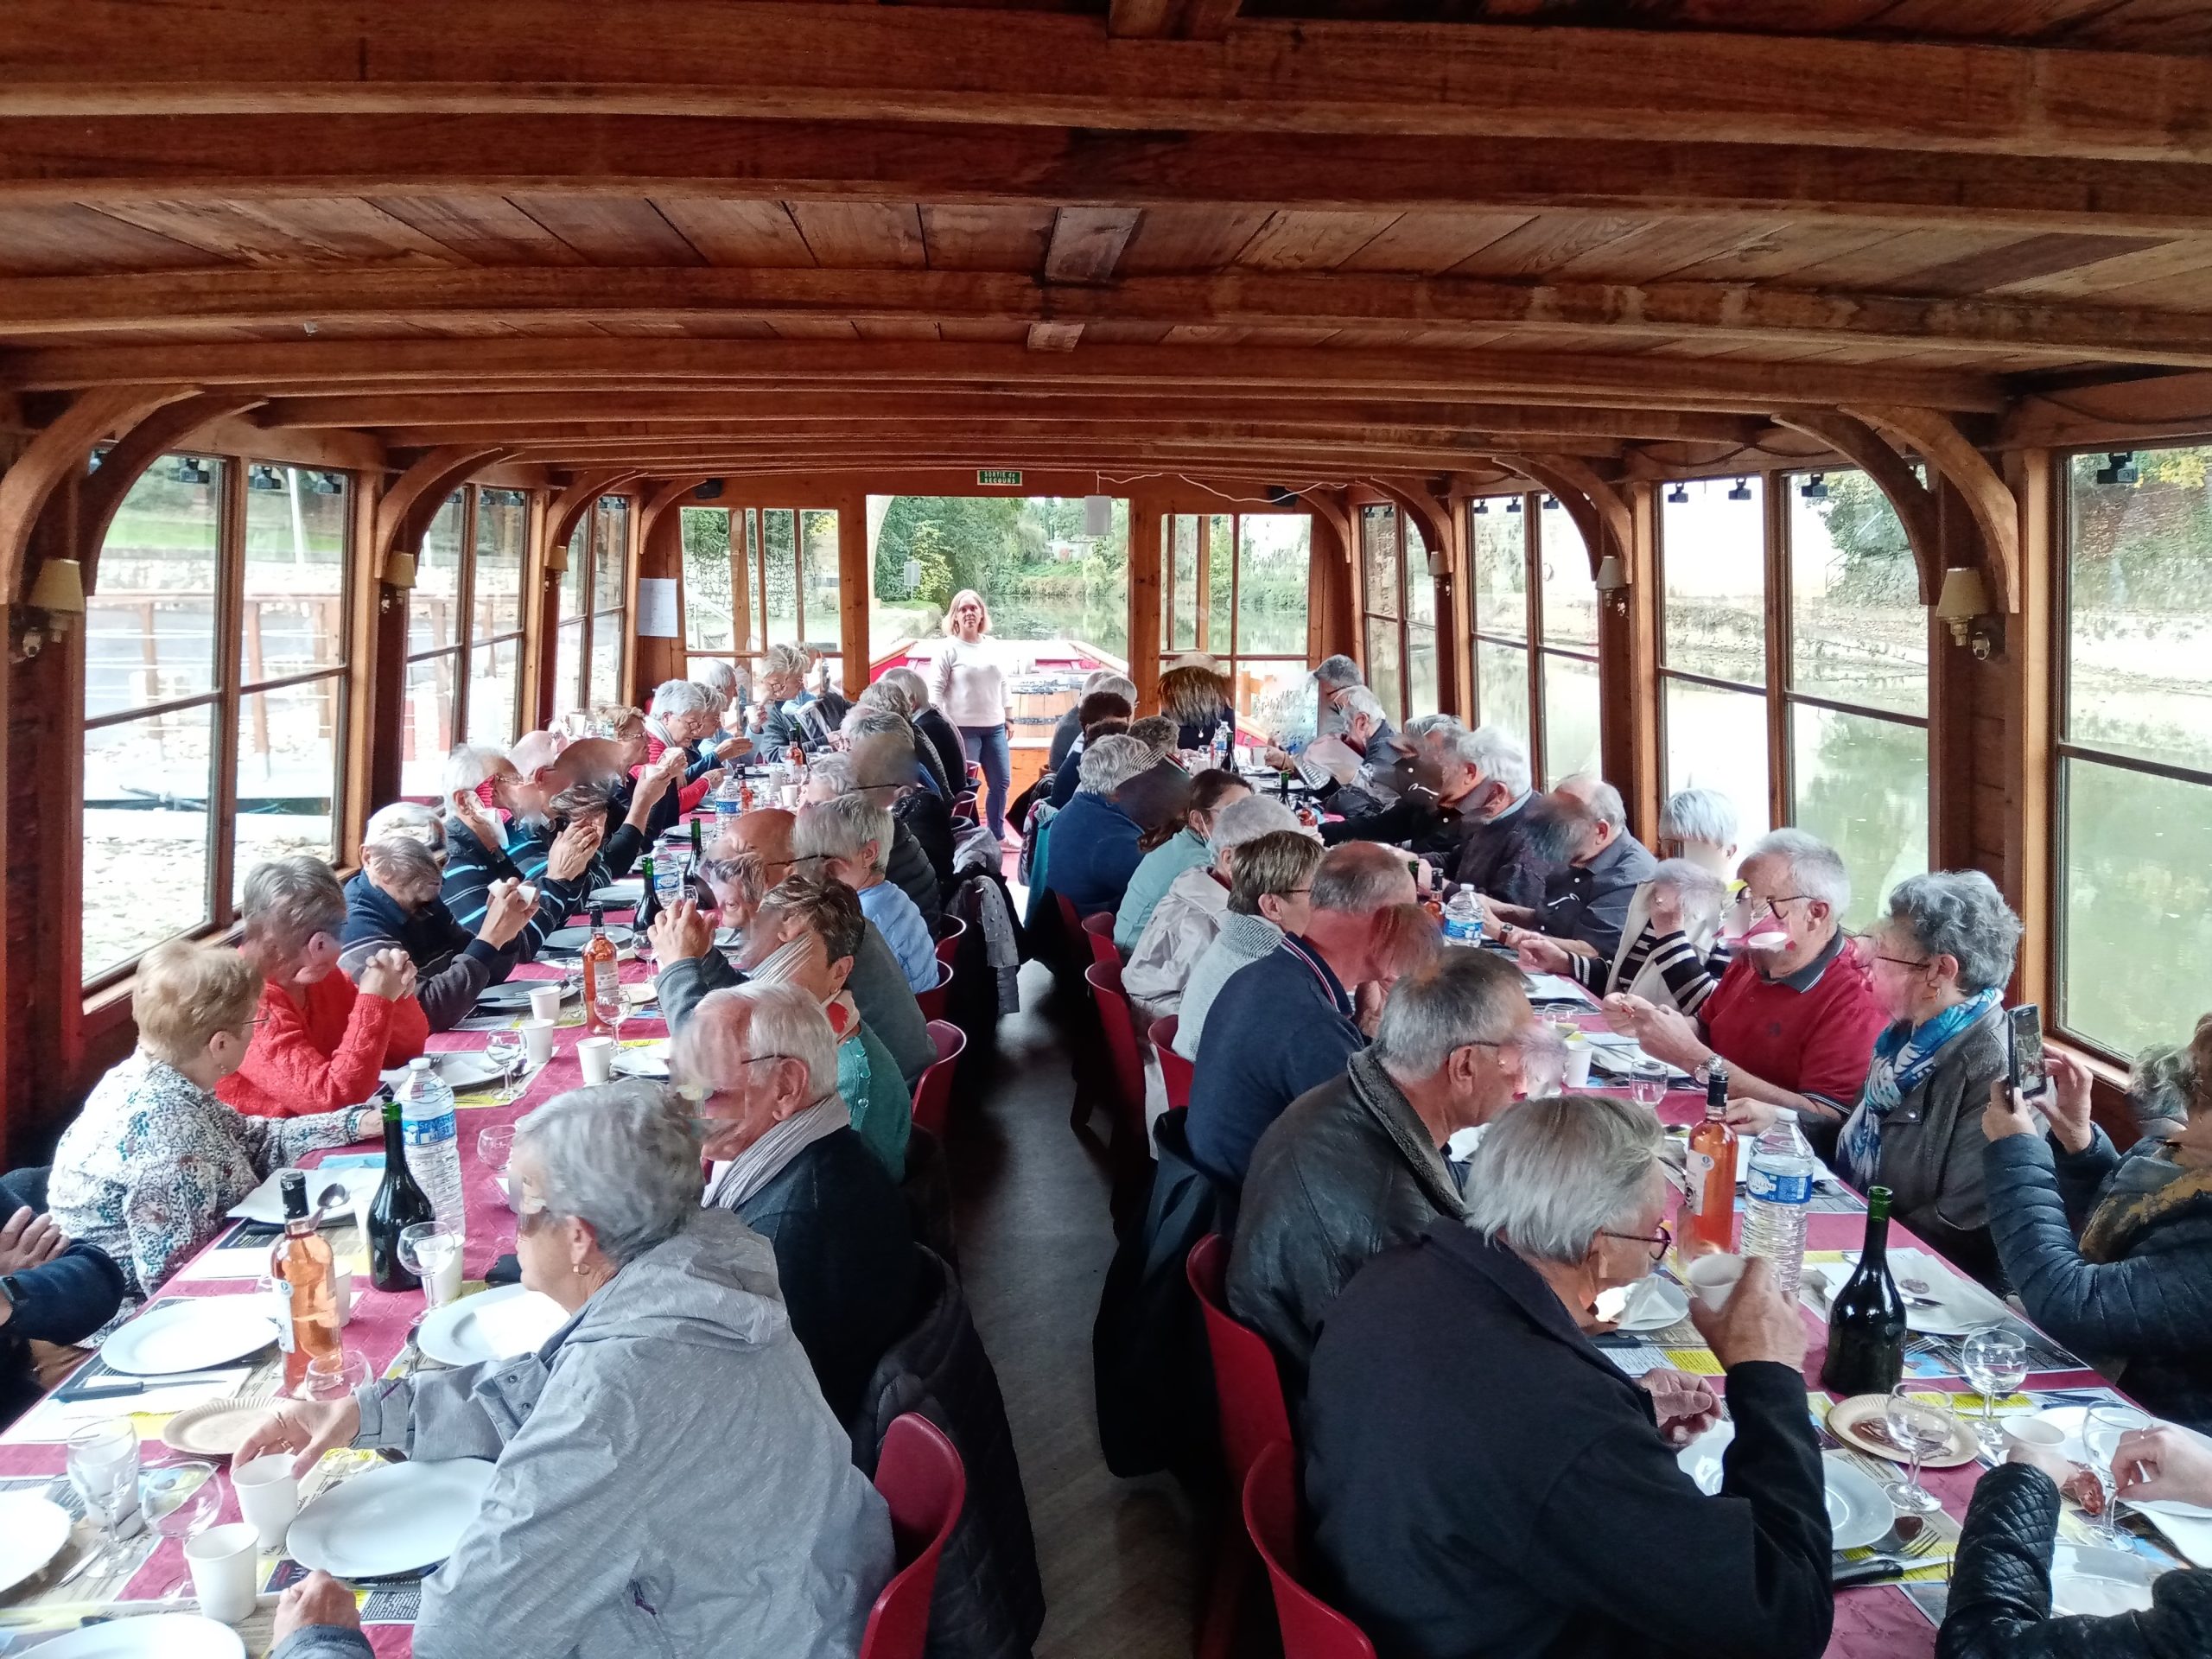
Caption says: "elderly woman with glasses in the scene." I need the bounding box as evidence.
[672,983,917,1422]
[340,833,535,1032]
[249,1081,895,1659]
[50,940,378,1329]
[218,856,429,1118]
[1732,869,2020,1281]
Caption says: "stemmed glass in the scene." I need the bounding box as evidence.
[140,1459,219,1592]
[478,1126,516,1209]
[296,1346,373,1402]
[66,1419,143,1564]
[398,1220,463,1319]
[2084,1403,2154,1543]
[1961,1328,2030,1454]
[482,1033,525,1103]
[1881,1385,1956,1515]
[1629,1067,1669,1111]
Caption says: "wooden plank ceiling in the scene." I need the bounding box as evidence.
[7,0,2212,483]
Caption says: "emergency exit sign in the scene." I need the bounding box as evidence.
[976,469,1023,486]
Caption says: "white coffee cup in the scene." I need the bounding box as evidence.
[186,1521,261,1623]
[527,984,563,1024]
[2002,1414,2065,1454]
[520,1018,556,1067]
[331,1265,354,1326]
[576,1035,615,1085]
[232,1453,299,1550]
[1686,1252,1747,1312]
[1562,1042,1594,1089]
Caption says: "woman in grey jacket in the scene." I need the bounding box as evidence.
[247,1081,894,1659]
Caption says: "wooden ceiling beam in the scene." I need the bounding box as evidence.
[0,340,2005,415]
[5,266,2203,370]
[256,392,1765,442]
[14,7,2212,162]
[8,116,2212,235]
[1107,0,1241,42]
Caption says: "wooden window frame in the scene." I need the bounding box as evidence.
[81,456,353,991]
[1468,493,1591,784]
[1158,510,1313,712]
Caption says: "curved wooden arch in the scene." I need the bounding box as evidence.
[1772,408,1944,605]
[372,443,509,580]
[1373,476,1452,563]
[639,474,714,545]
[1291,485,1351,556]
[543,467,639,565]
[1491,453,1613,580]
[0,384,195,599]
[1845,404,2021,613]
[78,392,264,588]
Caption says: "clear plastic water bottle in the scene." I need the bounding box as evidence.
[396,1057,466,1237]
[1211,723,1230,771]
[712,770,744,835]
[1742,1109,1815,1300]
[1442,888,1485,949]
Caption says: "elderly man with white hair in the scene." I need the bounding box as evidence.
[1449,726,1561,910]
[750,642,817,751]
[642,678,747,823]
[673,983,917,1422]
[1044,734,1160,918]
[1122,791,1305,1022]
[1301,1094,1832,1659]
[793,795,938,995]
[875,664,969,794]
[1229,949,1534,1382]
[438,743,603,962]
[1318,721,1498,866]
[1516,856,1731,1017]
[340,831,535,1031]
[1484,775,1657,961]
[1611,826,1888,1126]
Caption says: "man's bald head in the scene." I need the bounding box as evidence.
[727,808,799,888]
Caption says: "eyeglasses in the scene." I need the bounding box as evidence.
[1872,952,1934,970]
[1600,1222,1673,1262]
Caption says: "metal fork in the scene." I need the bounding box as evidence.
[1834,1516,1946,1586]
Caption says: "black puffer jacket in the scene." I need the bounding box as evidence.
[1984,1131,2212,1433]
[1939,1464,2212,1659]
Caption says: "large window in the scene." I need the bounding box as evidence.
[1470,497,1530,753]
[1469,495,1601,785]
[1655,471,1927,927]
[1356,502,1440,728]
[84,458,350,983]
[2057,446,2212,1057]
[553,495,633,715]
[677,505,846,690]
[399,486,531,798]
[1159,511,1313,737]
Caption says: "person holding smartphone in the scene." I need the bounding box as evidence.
[1982,1014,2212,1434]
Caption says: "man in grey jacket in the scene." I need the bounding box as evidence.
[251,1082,893,1659]
[1228,950,1532,1384]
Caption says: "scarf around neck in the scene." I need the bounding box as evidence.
[704,1094,851,1212]
[1838,987,2001,1186]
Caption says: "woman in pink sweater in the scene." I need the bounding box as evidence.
[931,589,1013,842]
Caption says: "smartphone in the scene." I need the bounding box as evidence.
[2008,1004,2049,1098]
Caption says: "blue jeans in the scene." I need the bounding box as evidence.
[961,723,1012,839]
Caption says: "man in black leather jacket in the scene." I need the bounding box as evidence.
[1226,948,1532,1385]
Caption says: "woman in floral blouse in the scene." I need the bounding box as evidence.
[49,940,376,1322]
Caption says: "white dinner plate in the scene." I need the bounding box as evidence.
[610,1040,671,1079]
[287,1458,497,1580]
[101,1297,281,1377]
[588,880,644,906]
[474,978,575,1011]
[0,1491,71,1594]
[378,1050,510,1094]
[31,1614,245,1658]
[2050,1542,2161,1617]
[416,1283,569,1369]
[227,1166,378,1224]
[541,924,635,952]
[1675,1426,1891,1552]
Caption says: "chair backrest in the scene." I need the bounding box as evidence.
[916,959,952,1022]
[1052,889,1081,939]
[953,790,979,823]
[1243,1440,1376,1659]
[1084,958,1146,1139]
[1080,909,1121,970]
[911,1019,967,1137]
[1185,1232,1293,1483]
[933,914,968,967]
[859,1412,969,1659]
[1149,1014,1194,1110]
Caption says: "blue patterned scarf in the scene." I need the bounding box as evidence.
[1837,987,2003,1186]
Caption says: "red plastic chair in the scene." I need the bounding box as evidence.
[932,914,967,969]
[858,1413,968,1659]
[1187,1233,1296,1659]
[1080,909,1121,970]
[910,1020,966,1137]
[1084,958,1147,1149]
[1150,1014,1194,1111]
[1244,1440,1376,1659]
[916,960,953,1023]
[952,791,979,824]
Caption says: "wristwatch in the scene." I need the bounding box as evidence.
[0,1273,20,1324]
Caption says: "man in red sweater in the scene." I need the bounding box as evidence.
[219,856,430,1119]
[1606,828,1888,1127]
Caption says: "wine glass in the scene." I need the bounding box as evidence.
[482,1033,524,1103]
[478,1125,516,1209]
[1630,1072,1669,1111]
[140,1459,219,1592]
[1880,1385,1955,1514]
[2083,1403,2154,1543]
[66,1419,143,1554]
[296,1345,373,1402]
[1960,1328,2030,1454]
[397,1221,463,1317]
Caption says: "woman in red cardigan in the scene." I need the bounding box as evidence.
[218,855,429,1119]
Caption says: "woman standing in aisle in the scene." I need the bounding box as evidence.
[932,589,1014,842]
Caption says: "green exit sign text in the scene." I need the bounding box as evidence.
[976,469,1023,486]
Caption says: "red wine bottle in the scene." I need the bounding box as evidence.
[1820,1185,1907,1395]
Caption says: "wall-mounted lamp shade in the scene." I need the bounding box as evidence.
[1084,494,1114,537]
[384,551,418,591]
[28,557,86,622]
[1593,554,1629,593]
[543,540,569,575]
[1934,565,1989,645]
